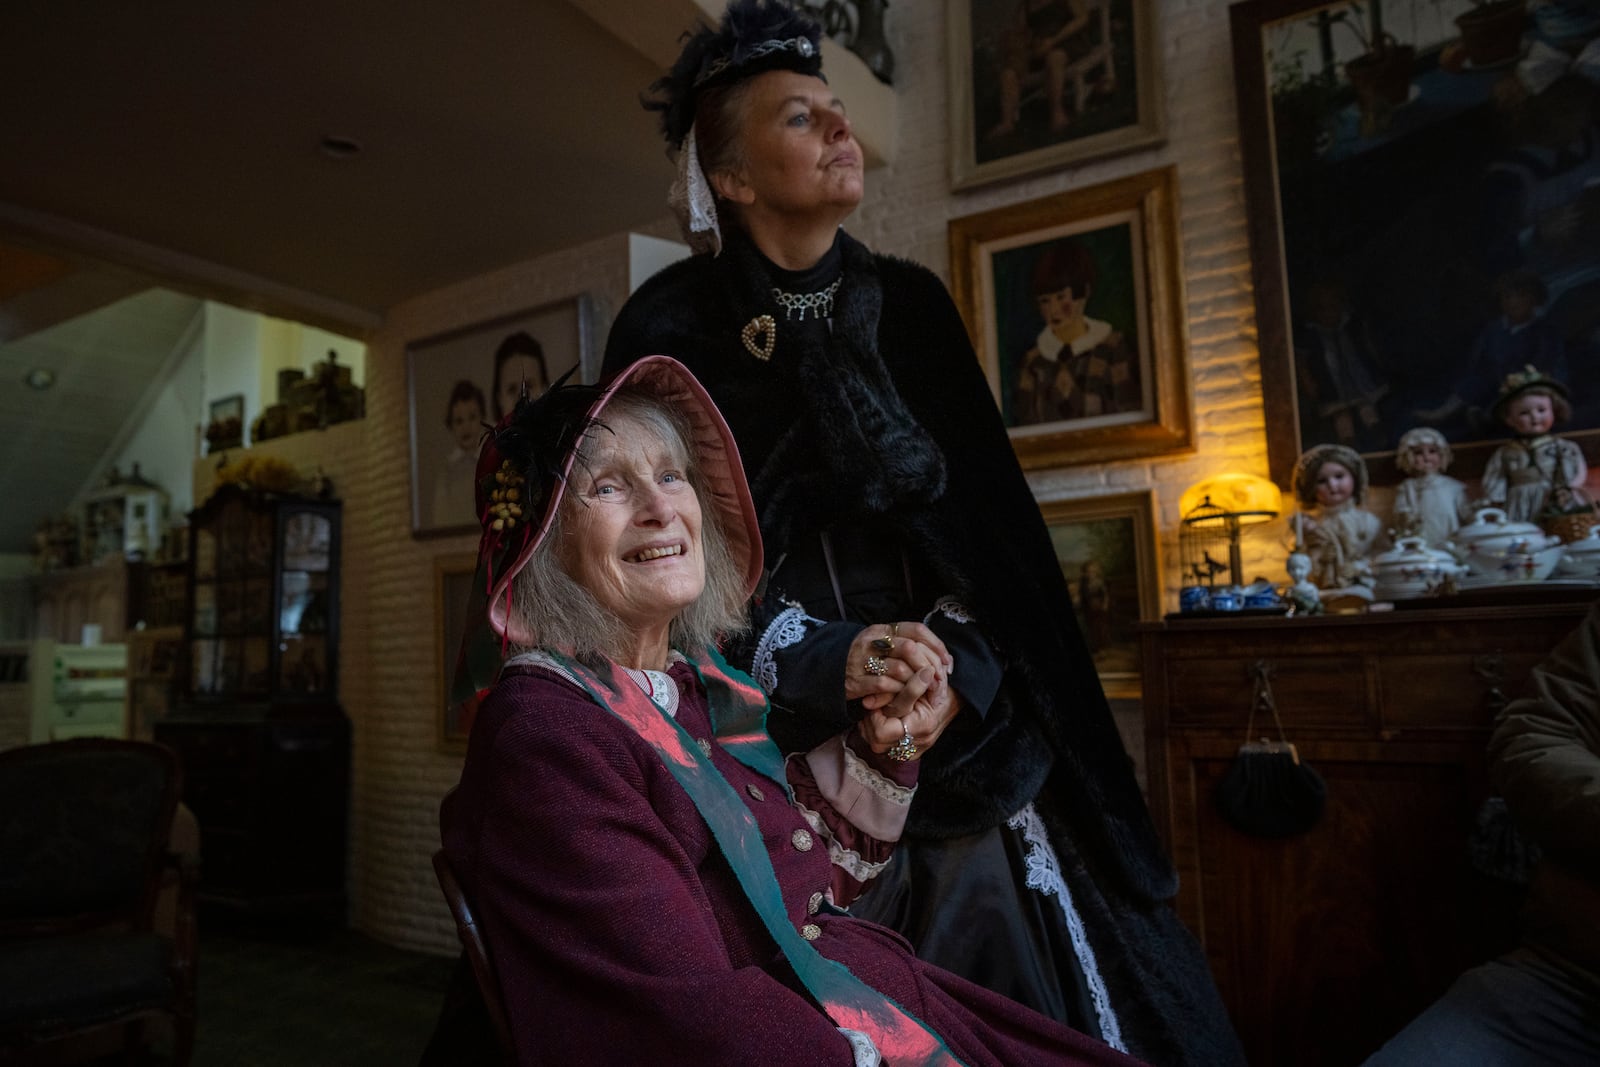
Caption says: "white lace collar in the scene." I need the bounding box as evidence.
[1033,316,1112,361]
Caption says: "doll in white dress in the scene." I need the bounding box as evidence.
[1284,550,1322,616]
[1391,427,1473,548]
[1480,367,1590,525]
[1293,443,1382,599]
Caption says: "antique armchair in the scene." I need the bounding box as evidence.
[0,738,197,1065]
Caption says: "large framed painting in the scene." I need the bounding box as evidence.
[1039,489,1161,699]
[435,552,478,752]
[1232,0,1600,487]
[947,0,1166,190]
[407,295,594,537]
[949,166,1194,468]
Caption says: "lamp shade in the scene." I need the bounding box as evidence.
[1180,473,1283,527]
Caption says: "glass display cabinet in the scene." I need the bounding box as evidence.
[186,487,340,706]
[156,484,349,919]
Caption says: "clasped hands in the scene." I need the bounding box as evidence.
[849,621,962,762]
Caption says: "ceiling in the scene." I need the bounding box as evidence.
[0,0,690,555]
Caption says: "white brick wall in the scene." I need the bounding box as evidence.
[353,0,1273,954]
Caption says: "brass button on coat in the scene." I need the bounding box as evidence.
[746,784,765,802]
[807,891,823,915]
[801,923,822,941]
[791,828,813,852]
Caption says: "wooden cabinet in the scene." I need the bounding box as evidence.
[1141,597,1591,1067]
[31,557,131,643]
[30,559,188,644]
[155,485,349,918]
[155,713,349,916]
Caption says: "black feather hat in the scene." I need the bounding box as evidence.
[646,0,825,148]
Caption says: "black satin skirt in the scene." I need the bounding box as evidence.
[847,811,1104,1040]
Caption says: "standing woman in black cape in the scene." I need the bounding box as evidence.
[603,3,1242,1064]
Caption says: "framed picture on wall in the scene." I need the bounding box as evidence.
[1039,489,1160,699]
[949,165,1193,468]
[947,0,1166,190]
[1231,0,1600,487]
[407,295,594,537]
[435,552,478,751]
[206,393,245,452]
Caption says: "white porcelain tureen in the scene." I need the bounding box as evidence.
[1371,536,1466,600]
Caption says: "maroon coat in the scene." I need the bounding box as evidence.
[441,662,1143,1066]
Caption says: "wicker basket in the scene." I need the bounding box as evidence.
[1543,509,1600,544]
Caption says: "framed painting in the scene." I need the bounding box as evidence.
[1039,489,1160,699]
[947,0,1166,190]
[407,295,594,537]
[949,165,1194,468]
[1232,0,1600,487]
[206,393,245,452]
[435,552,478,751]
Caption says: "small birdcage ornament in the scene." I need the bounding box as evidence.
[1181,496,1237,594]
[1177,473,1283,612]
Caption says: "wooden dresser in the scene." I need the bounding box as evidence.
[1141,595,1592,1067]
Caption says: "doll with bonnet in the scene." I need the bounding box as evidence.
[1392,427,1473,547]
[1480,366,1590,525]
[1293,443,1383,598]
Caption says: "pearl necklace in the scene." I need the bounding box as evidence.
[771,278,841,322]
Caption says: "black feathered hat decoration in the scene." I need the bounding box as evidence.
[645,0,825,150]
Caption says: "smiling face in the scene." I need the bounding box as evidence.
[1314,461,1356,508]
[557,414,705,652]
[712,70,863,226]
[1505,392,1556,436]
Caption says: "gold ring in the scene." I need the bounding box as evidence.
[865,656,889,677]
[887,723,919,762]
[871,623,897,656]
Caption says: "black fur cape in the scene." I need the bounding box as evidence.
[603,228,1175,906]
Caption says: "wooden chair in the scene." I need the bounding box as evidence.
[0,738,198,1065]
[432,849,515,1063]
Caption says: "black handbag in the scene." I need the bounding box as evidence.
[1214,661,1327,838]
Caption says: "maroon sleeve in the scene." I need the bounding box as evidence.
[451,676,858,1066]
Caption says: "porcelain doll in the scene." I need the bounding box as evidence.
[1392,427,1474,548]
[1293,443,1382,598]
[1284,550,1322,616]
[1480,366,1590,524]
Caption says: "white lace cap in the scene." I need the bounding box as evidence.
[668,124,723,257]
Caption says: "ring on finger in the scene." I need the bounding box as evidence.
[865,655,889,677]
[871,623,896,656]
[887,722,919,762]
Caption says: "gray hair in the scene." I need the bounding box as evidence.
[509,389,749,666]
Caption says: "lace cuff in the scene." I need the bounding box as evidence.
[751,603,823,695]
[927,596,975,625]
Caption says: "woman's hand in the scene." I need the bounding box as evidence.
[844,622,951,706]
[857,666,964,762]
